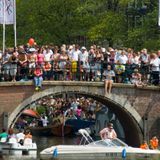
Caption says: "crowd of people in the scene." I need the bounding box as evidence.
[0,44,159,92]
[16,96,107,129]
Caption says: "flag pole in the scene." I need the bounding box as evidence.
[159,0,160,26]
[13,0,17,48]
[2,0,6,54]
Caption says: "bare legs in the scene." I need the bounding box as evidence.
[105,80,113,95]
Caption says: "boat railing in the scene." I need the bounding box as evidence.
[78,129,94,145]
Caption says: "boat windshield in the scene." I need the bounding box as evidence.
[89,138,127,147]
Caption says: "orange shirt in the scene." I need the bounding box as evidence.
[140,143,148,149]
[43,63,51,71]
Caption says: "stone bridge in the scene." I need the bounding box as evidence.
[0,81,159,147]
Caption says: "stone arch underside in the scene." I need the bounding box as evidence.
[9,87,143,147]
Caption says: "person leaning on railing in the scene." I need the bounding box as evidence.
[149,53,160,86]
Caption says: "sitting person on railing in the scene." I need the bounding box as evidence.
[99,123,117,140]
[34,65,43,91]
[103,65,115,95]
[131,69,143,87]
[0,128,8,142]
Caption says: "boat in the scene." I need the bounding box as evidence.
[51,124,73,137]
[0,137,37,157]
[40,129,160,160]
[65,118,95,133]
[29,124,72,137]
[29,125,53,136]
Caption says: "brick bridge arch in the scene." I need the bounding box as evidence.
[9,87,143,147]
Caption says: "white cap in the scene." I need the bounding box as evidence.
[29,48,36,52]
[110,48,115,52]
[81,46,86,50]
[69,45,73,50]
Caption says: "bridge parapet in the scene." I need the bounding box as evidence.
[0,81,159,146]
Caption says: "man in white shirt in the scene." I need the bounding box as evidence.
[99,123,117,140]
[71,45,82,80]
[71,45,81,62]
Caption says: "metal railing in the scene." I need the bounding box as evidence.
[0,61,159,85]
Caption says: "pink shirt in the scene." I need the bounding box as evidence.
[37,53,44,64]
[76,109,82,117]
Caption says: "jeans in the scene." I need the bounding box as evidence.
[34,76,43,87]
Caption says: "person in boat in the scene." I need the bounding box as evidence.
[99,123,117,140]
[0,128,8,142]
[16,129,25,145]
[41,115,48,127]
[24,130,32,139]
[150,136,159,150]
[8,128,16,139]
[140,140,149,149]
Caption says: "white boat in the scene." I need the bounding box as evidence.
[40,129,160,160]
[0,137,37,157]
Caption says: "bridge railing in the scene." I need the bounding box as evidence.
[0,61,159,86]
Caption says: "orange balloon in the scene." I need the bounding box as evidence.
[29,38,35,46]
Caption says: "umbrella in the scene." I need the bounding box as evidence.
[22,109,40,118]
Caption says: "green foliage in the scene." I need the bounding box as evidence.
[36,106,46,115]
[0,0,159,50]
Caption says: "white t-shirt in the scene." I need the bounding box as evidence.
[118,55,128,64]
[150,58,160,71]
[16,132,25,142]
[72,50,81,61]
[79,51,88,62]
[44,52,52,62]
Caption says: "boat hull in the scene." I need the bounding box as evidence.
[40,145,160,160]
[0,142,37,156]
[51,124,73,137]
[65,119,95,133]
[29,126,53,136]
